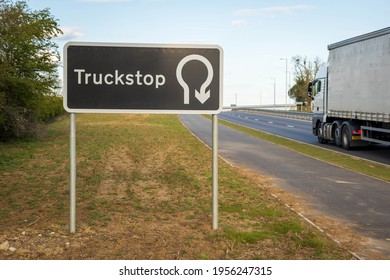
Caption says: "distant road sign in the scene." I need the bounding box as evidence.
[64,42,223,114]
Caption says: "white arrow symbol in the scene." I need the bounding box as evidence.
[176,54,214,104]
[195,87,210,104]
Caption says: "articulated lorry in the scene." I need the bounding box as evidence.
[308,27,390,149]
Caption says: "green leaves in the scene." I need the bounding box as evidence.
[0,1,63,140]
[289,55,324,108]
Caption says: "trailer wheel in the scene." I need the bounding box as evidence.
[341,125,351,150]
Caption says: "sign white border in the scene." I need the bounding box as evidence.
[63,42,223,114]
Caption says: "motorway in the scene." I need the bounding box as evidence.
[180,114,390,258]
[219,111,390,166]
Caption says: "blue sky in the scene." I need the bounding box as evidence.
[29,0,390,106]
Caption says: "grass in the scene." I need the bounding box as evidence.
[0,114,357,259]
[214,116,390,182]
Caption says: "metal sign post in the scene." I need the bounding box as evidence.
[69,113,76,233]
[212,114,218,230]
[64,42,223,233]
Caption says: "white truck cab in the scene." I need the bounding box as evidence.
[308,66,327,114]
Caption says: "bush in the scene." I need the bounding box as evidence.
[32,95,65,122]
[0,0,63,141]
[0,94,64,141]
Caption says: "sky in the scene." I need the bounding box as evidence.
[28,0,390,106]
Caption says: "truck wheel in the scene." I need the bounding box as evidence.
[317,124,328,144]
[341,125,351,150]
[335,127,342,146]
[332,121,343,146]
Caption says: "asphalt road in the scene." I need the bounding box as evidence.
[219,111,390,166]
[180,114,390,258]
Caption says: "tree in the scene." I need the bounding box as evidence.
[0,0,63,140]
[289,55,323,109]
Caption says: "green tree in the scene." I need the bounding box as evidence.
[0,0,62,140]
[289,55,323,109]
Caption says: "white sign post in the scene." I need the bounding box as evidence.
[64,42,223,233]
[69,113,76,233]
[212,114,218,230]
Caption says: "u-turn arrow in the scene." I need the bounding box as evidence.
[176,54,214,104]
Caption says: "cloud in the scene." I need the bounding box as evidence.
[57,27,84,41]
[233,5,313,17]
[231,19,248,28]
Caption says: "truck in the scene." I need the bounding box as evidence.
[308,27,390,149]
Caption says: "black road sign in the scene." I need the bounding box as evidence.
[63,42,223,114]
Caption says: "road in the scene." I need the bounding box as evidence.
[180,114,390,258]
[219,111,390,166]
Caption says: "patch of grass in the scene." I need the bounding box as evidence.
[269,220,304,235]
[0,208,12,219]
[89,210,111,223]
[220,202,244,213]
[224,227,271,243]
[294,232,333,259]
[197,253,210,260]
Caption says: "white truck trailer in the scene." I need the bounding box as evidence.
[308,27,390,149]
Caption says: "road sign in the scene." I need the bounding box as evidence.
[63,42,223,114]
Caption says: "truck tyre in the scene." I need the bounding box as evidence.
[341,125,351,150]
[317,123,328,144]
[335,126,342,146]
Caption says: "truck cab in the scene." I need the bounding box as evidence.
[307,66,328,142]
[308,66,327,114]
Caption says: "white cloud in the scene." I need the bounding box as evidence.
[233,5,313,17]
[57,27,84,41]
[231,19,248,28]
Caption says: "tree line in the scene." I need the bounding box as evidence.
[0,0,64,140]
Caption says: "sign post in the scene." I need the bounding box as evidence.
[64,42,223,232]
[212,114,218,230]
[69,113,76,233]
